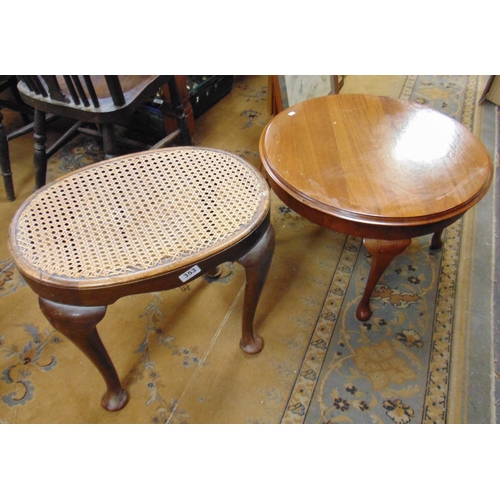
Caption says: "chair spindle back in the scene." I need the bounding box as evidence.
[18,76,126,109]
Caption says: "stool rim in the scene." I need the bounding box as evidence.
[9,146,270,290]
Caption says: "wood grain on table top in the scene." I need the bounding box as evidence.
[260,94,493,223]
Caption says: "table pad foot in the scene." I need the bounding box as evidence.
[430,229,445,251]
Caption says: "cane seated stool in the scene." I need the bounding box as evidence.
[8,147,275,411]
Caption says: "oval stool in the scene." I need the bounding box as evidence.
[9,147,275,411]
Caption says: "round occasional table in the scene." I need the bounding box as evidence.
[259,94,493,321]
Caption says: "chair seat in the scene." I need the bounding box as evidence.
[10,147,269,293]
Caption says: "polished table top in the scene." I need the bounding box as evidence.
[260,94,493,236]
[260,93,493,320]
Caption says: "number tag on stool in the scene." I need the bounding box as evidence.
[179,265,201,282]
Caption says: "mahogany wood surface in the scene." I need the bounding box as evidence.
[260,94,493,320]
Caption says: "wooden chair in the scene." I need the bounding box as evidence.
[1,76,37,201]
[9,146,275,411]
[13,75,192,197]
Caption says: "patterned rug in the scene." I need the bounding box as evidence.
[0,75,496,423]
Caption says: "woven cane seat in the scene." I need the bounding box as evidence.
[8,146,274,411]
[10,147,270,291]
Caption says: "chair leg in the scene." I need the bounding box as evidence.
[0,111,15,201]
[167,77,192,146]
[33,108,48,189]
[101,123,117,159]
[236,224,275,354]
[39,297,129,412]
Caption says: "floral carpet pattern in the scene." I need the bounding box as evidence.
[0,75,496,423]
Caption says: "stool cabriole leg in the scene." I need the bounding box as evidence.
[356,238,412,322]
[205,266,222,279]
[236,224,275,354]
[39,298,129,411]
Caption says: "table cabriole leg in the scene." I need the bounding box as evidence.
[38,297,129,412]
[236,224,275,354]
[430,229,445,250]
[356,238,412,321]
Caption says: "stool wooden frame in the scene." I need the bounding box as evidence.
[9,147,274,411]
